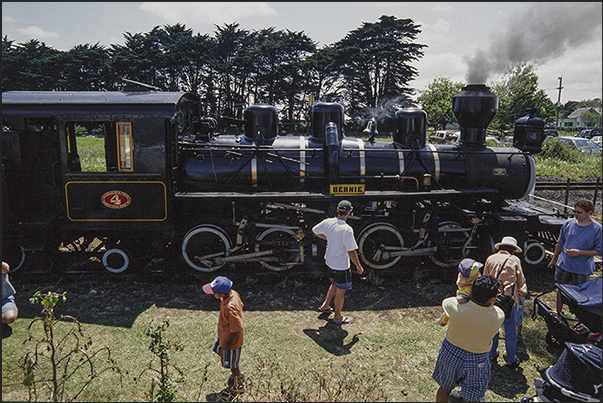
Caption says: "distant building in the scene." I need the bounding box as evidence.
[560,107,602,128]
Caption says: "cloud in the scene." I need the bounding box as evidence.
[2,16,19,23]
[417,18,452,46]
[139,2,277,25]
[16,25,58,39]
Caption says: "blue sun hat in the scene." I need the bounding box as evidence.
[202,276,233,295]
[458,258,483,278]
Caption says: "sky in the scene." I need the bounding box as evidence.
[2,2,602,103]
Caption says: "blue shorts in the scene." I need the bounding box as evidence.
[327,267,352,290]
[2,295,18,313]
[212,338,241,369]
[554,266,590,285]
[431,338,491,402]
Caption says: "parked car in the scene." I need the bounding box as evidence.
[578,128,602,139]
[485,135,501,145]
[556,136,601,154]
[428,130,459,144]
[500,136,514,147]
[544,129,558,137]
[591,135,602,148]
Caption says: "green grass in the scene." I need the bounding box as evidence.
[76,136,106,172]
[2,283,562,402]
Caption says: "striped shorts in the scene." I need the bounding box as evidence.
[431,338,491,402]
[327,267,353,290]
[212,338,241,369]
[554,266,590,285]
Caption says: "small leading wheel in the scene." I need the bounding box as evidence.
[182,225,231,272]
[255,227,301,272]
[102,248,130,273]
[429,221,469,268]
[357,223,404,270]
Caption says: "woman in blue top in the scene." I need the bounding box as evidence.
[548,199,602,313]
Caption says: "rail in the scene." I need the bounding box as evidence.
[535,178,602,191]
[531,177,602,216]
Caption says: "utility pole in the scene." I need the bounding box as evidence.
[555,76,563,129]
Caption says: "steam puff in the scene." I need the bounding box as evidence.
[465,2,602,84]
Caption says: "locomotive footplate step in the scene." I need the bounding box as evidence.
[175,188,497,201]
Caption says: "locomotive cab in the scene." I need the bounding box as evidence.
[2,90,202,272]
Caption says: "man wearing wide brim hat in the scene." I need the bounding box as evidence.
[483,236,527,369]
[494,236,522,254]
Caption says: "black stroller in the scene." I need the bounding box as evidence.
[533,276,602,349]
[524,342,602,402]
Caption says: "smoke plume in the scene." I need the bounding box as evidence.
[465,2,602,84]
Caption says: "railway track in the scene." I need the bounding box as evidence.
[535,180,602,191]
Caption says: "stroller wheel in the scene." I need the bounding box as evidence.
[545,331,563,349]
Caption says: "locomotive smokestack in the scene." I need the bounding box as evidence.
[451,84,498,148]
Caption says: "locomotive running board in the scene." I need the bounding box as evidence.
[175,188,497,201]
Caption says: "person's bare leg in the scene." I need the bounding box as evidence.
[556,288,564,313]
[436,386,451,402]
[2,310,18,324]
[333,288,346,322]
[320,283,337,311]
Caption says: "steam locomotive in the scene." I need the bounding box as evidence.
[2,84,566,275]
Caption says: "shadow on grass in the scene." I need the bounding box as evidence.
[8,258,559,330]
[303,315,361,356]
[488,362,529,399]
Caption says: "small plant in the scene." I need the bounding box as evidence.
[19,291,122,402]
[138,320,184,402]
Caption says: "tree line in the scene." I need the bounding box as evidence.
[2,16,425,126]
[417,65,602,133]
[3,15,600,132]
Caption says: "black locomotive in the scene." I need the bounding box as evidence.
[2,84,566,275]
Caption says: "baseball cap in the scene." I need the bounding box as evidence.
[202,276,233,295]
[458,258,483,278]
[337,200,352,213]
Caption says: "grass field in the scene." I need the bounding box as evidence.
[2,266,578,402]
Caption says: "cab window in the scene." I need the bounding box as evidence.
[116,122,133,172]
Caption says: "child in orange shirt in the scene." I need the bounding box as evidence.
[203,276,245,397]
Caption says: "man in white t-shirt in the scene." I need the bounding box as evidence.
[312,200,364,325]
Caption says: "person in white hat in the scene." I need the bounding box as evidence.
[482,236,527,369]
